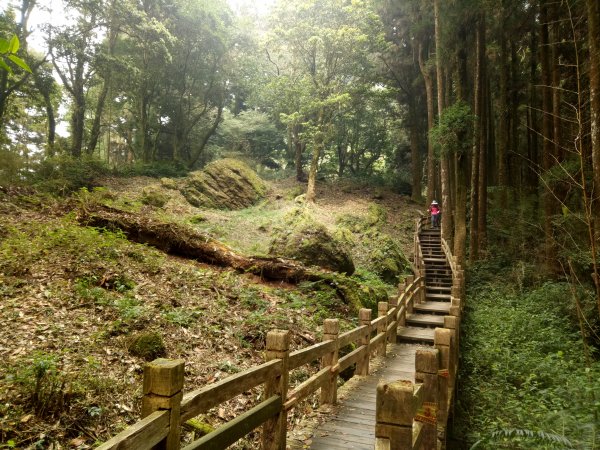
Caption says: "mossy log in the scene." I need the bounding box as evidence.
[77,205,325,284]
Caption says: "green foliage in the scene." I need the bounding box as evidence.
[454,272,600,449]
[471,429,574,449]
[0,148,26,185]
[140,188,169,208]
[0,35,31,74]
[127,332,166,360]
[32,156,110,194]
[162,308,198,327]
[429,101,474,158]
[112,162,189,179]
[8,352,80,418]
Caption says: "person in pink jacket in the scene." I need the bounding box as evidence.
[429,200,440,228]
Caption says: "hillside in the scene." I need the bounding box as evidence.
[0,176,421,448]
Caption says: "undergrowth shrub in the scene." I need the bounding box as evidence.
[32,156,110,194]
[453,271,600,449]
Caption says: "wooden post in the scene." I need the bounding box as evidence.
[398,294,406,328]
[320,319,339,405]
[388,296,398,345]
[397,281,406,298]
[434,328,453,429]
[357,308,372,376]
[444,316,459,389]
[262,330,290,450]
[415,349,439,450]
[419,277,426,304]
[375,380,417,449]
[142,358,185,450]
[378,302,388,356]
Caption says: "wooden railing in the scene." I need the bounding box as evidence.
[375,214,465,449]
[98,277,426,450]
[413,215,428,277]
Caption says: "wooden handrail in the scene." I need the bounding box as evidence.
[182,396,282,450]
[288,340,335,370]
[180,359,283,422]
[96,410,170,450]
[98,241,430,450]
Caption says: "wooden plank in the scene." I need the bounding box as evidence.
[370,315,387,328]
[328,413,375,427]
[97,410,170,450]
[397,327,435,343]
[289,340,335,370]
[338,325,368,349]
[180,359,282,422]
[285,367,330,410]
[338,345,366,372]
[312,428,375,445]
[319,422,375,439]
[413,302,451,314]
[183,396,281,450]
[370,331,386,352]
[310,436,370,450]
[406,314,444,326]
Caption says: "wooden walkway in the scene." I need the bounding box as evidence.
[290,225,457,450]
[290,344,423,449]
[96,217,465,450]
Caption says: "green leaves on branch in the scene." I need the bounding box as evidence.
[429,101,473,158]
[0,35,32,74]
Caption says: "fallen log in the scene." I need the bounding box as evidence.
[76,205,323,284]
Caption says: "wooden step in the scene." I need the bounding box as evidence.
[414,301,451,315]
[425,279,453,285]
[396,326,435,344]
[423,257,448,263]
[425,293,451,301]
[427,285,451,292]
[406,313,445,327]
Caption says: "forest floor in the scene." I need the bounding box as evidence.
[0,176,422,448]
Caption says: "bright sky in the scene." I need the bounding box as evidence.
[1,0,276,51]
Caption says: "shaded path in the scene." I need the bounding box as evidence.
[290,344,423,449]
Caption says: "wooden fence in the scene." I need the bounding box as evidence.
[98,213,465,450]
[98,275,427,450]
[376,219,464,449]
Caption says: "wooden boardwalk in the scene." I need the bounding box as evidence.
[96,217,464,450]
[289,225,457,450]
[289,344,427,450]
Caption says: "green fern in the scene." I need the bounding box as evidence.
[470,428,574,449]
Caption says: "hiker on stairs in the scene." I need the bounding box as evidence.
[429,200,441,228]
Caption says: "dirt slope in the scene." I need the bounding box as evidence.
[0,177,422,448]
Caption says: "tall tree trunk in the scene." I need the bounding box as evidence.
[88,79,110,156]
[454,24,469,265]
[498,6,509,206]
[478,59,489,255]
[88,16,118,156]
[434,0,452,243]
[510,41,520,190]
[71,89,85,158]
[588,0,600,206]
[418,42,437,204]
[551,4,562,162]
[306,111,324,203]
[540,0,556,269]
[409,97,423,202]
[527,29,540,188]
[293,126,305,182]
[470,13,484,263]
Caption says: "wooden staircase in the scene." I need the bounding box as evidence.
[397,227,451,345]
